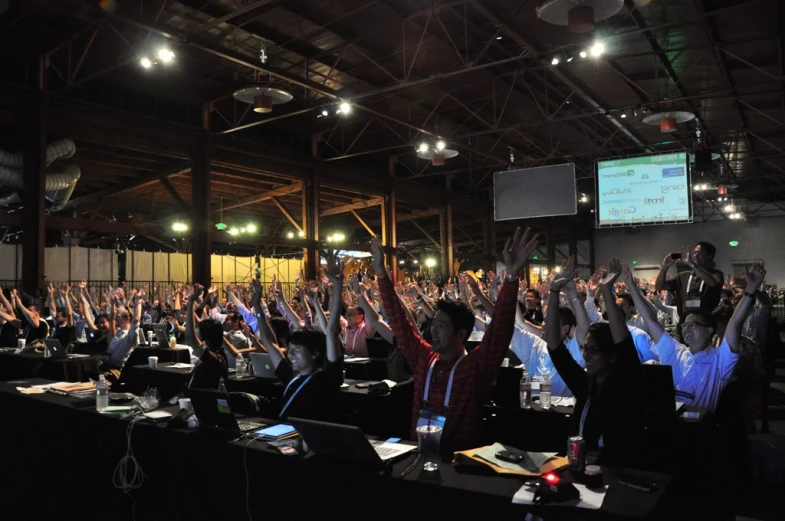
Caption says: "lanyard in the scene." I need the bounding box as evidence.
[280,370,320,417]
[579,397,604,448]
[423,354,466,408]
[686,272,704,295]
[344,324,363,356]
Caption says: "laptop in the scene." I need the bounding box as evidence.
[45,339,67,359]
[249,352,278,379]
[185,388,265,432]
[366,338,393,359]
[288,417,416,467]
[641,364,684,413]
[150,323,169,346]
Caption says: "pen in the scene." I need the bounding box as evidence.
[618,480,654,493]
[47,389,68,396]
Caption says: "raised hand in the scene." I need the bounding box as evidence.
[744,263,766,291]
[598,258,622,292]
[47,282,54,295]
[501,227,539,277]
[189,283,204,301]
[369,236,385,275]
[550,256,576,293]
[324,252,344,286]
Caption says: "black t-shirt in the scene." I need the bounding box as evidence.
[665,265,724,319]
[275,358,343,423]
[0,322,18,347]
[21,320,48,343]
[520,305,544,325]
[52,324,75,346]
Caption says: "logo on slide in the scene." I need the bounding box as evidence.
[661,184,685,193]
[601,170,635,179]
[641,174,649,180]
[645,197,665,205]
[661,167,685,178]
[601,188,632,196]
[607,206,636,218]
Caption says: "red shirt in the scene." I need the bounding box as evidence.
[378,275,518,452]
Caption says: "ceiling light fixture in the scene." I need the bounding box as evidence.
[140,57,152,69]
[537,0,624,34]
[234,86,294,114]
[416,138,458,166]
[590,42,605,57]
[339,101,351,114]
[157,48,175,63]
[551,57,560,65]
[579,50,587,58]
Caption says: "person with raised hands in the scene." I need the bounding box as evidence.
[372,227,538,453]
[655,242,724,324]
[546,258,646,466]
[348,271,394,346]
[253,254,344,422]
[627,260,764,412]
[184,284,228,389]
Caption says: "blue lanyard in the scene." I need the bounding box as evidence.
[579,398,604,447]
[423,354,465,408]
[280,370,320,417]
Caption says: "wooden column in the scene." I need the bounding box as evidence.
[444,174,454,278]
[191,104,212,285]
[22,56,47,295]
[385,156,398,282]
[304,135,321,279]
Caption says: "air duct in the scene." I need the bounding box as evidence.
[0,138,80,209]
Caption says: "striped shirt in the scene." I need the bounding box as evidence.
[379,275,519,452]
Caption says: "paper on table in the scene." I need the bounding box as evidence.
[455,446,569,477]
[32,382,70,389]
[475,443,558,473]
[169,363,194,369]
[512,483,608,509]
[551,396,577,407]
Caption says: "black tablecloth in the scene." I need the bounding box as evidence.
[0,351,100,382]
[0,379,674,521]
[125,346,190,367]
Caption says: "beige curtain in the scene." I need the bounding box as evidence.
[45,247,70,284]
[89,248,115,281]
[131,251,153,283]
[70,247,89,281]
[0,244,19,280]
[153,252,169,282]
[169,253,189,282]
[234,256,255,283]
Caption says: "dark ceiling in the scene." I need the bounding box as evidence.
[1,0,784,258]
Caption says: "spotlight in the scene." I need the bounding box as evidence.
[620,111,627,119]
[228,227,239,236]
[435,140,446,151]
[724,204,734,212]
[566,56,574,62]
[590,42,605,57]
[286,231,294,239]
[239,227,247,233]
[418,142,429,153]
[298,230,305,238]
[496,36,502,40]
[157,48,175,63]
[580,194,588,203]
[339,101,351,114]
[171,222,188,232]
[399,260,405,265]
[326,235,333,243]
[551,57,560,65]
[554,267,562,274]
[246,223,257,234]
[413,259,419,265]
[140,57,152,69]
[333,232,346,242]
[579,50,587,58]
[425,258,437,268]
[321,110,328,116]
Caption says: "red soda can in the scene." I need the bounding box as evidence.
[567,435,585,472]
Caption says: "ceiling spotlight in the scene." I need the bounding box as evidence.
[321,110,328,116]
[418,142,429,153]
[590,42,605,57]
[399,260,405,265]
[425,258,437,268]
[620,111,627,119]
[339,101,351,114]
[228,227,239,236]
[580,194,588,203]
[140,57,152,69]
[171,222,188,232]
[413,259,419,264]
[246,223,257,234]
[551,57,560,65]
[286,231,294,239]
[724,204,734,212]
[435,140,446,151]
[579,50,587,58]
[496,36,502,40]
[239,227,247,233]
[333,232,346,242]
[298,230,305,238]
[157,48,175,63]
[566,56,574,62]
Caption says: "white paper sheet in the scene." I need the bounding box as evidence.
[512,483,608,509]
[169,363,194,369]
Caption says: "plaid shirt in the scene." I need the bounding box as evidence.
[378,275,518,452]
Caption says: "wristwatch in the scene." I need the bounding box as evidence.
[505,273,516,283]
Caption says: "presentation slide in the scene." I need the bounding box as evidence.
[596,152,691,227]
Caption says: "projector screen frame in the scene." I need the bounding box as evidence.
[493,163,577,221]
[594,151,693,228]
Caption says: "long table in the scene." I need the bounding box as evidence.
[0,350,100,382]
[0,379,673,521]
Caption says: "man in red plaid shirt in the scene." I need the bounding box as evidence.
[371,227,539,454]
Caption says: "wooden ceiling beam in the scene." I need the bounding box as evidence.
[321,197,383,217]
[220,182,303,212]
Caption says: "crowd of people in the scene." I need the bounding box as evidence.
[0,229,778,468]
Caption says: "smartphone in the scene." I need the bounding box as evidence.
[495,450,524,463]
[385,437,402,443]
[670,253,682,260]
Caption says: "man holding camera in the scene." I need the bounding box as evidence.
[655,242,724,324]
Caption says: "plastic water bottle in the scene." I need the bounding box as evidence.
[235,356,246,378]
[519,365,532,409]
[96,375,109,412]
[79,328,87,343]
[540,373,552,410]
[169,335,177,350]
[217,377,227,394]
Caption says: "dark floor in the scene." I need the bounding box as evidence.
[735,313,785,521]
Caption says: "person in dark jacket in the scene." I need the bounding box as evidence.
[546,256,646,467]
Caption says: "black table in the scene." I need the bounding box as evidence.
[0,350,100,382]
[125,346,190,367]
[122,363,414,438]
[0,379,674,521]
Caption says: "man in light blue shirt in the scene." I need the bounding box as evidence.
[103,297,142,375]
[623,262,765,411]
[509,323,584,398]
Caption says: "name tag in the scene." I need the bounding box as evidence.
[685,299,701,309]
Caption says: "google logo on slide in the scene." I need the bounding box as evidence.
[607,206,636,217]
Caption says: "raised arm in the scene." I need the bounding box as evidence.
[323,253,344,363]
[15,292,40,328]
[0,290,15,321]
[621,263,665,344]
[250,279,286,369]
[597,259,631,345]
[308,287,328,332]
[559,259,590,343]
[655,252,677,293]
[274,278,304,329]
[350,273,394,344]
[725,263,766,354]
[185,284,205,357]
[467,275,495,318]
[63,284,75,327]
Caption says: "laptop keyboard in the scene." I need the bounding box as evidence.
[375,446,399,458]
[239,421,264,431]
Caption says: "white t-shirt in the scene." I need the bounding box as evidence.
[653,333,738,411]
[509,327,585,398]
